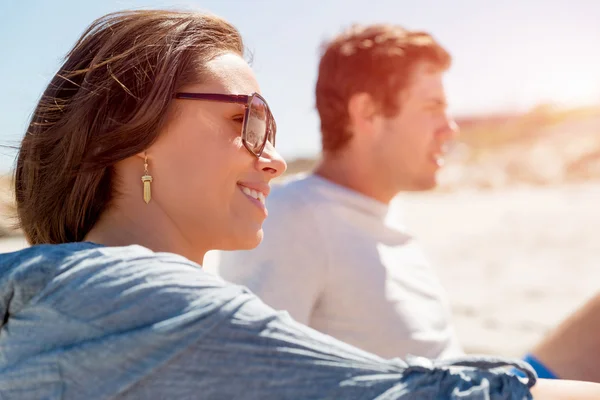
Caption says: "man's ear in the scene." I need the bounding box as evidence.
[348,92,378,135]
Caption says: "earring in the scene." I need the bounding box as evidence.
[141,155,153,204]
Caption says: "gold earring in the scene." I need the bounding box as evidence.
[141,155,153,204]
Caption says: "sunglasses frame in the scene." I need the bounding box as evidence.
[173,92,276,158]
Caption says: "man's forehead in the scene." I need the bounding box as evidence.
[407,66,446,101]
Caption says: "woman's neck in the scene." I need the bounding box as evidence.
[84,203,207,266]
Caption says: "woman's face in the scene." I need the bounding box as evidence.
[147,52,286,251]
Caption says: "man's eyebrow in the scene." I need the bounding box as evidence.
[423,98,448,108]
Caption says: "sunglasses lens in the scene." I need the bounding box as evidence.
[268,117,276,147]
[244,95,268,155]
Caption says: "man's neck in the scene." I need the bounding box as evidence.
[314,151,397,205]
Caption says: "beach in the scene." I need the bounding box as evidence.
[398,181,600,356]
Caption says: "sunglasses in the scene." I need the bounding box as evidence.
[174,92,276,158]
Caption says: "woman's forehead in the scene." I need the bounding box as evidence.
[197,52,260,95]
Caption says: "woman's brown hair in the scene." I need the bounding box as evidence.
[15,9,244,245]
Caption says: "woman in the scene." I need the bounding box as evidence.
[1,9,599,399]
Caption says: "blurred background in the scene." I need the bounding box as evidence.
[1,0,599,356]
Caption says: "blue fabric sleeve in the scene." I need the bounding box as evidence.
[111,284,537,399]
[0,244,537,399]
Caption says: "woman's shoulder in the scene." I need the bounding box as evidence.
[0,242,238,328]
[1,242,206,287]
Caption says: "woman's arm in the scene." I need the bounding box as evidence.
[531,379,600,399]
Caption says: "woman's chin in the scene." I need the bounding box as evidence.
[240,229,264,250]
[221,228,264,251]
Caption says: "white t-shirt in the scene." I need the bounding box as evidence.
[217,174,463,360]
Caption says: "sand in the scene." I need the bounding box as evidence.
[397,181,600,356]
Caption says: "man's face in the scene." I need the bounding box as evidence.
[374,62,458,192]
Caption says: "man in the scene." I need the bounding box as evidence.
[216,24,462,360]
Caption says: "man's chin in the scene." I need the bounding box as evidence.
[405,177,437,192]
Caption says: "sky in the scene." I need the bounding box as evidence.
[1,0,599,172]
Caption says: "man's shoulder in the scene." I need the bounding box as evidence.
[265,174,325,214]
[271,174,315,197]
